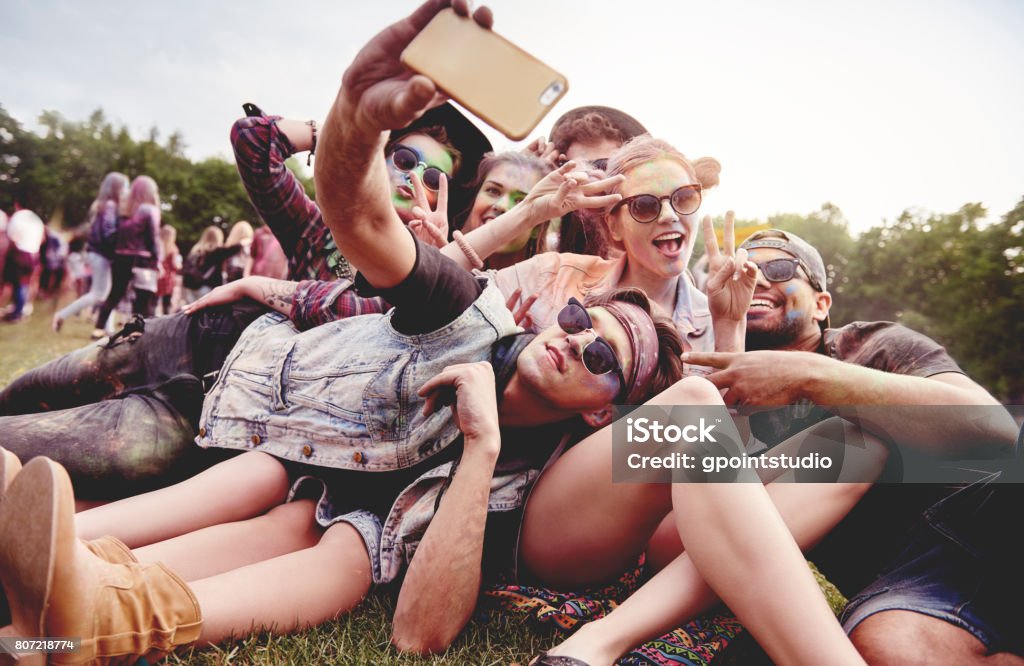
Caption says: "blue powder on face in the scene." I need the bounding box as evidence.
[784,285,797,295]
[786,310,801,321]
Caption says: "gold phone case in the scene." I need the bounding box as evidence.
[401,9,568,141]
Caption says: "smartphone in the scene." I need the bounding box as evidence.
[401,8,568,141]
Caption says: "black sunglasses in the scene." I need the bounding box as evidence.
[755,258,822,291]
[557,297,627,400]
[388,145,450,192]
[610,184,702,223]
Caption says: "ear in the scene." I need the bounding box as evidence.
[813,290,833,324]
[607,213,623,243]
[581,403,616,429]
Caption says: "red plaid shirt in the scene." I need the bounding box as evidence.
[231,115,388,329]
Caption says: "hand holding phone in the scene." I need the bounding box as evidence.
[331,0,492,139]
[401,8,569,140]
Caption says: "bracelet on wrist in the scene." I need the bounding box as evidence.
[452,230,485,270]
[306,119,318,166]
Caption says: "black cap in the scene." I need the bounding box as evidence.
[389,103,492,222]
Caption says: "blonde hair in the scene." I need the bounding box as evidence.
[159,224,178,255]
[88,172,129,220]
[601,136,721,267]
[225,220,254,246]
[604,136,721,193]
[188,225,224,256]
[126,175,160,216]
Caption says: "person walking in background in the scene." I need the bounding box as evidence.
[222,220,254,283]
[181,225,242,304]
[0,210,9,304]
[2,208,45,322]
[157,224,182,314]
[249,223,288,280]
[93,175,162,335]
[38,224,68,298]
[65,235,90,301]
[52,171,128,333]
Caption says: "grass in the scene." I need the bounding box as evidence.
[0,295,553,665]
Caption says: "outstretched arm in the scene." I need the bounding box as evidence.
[231,114,320,263]
[315,0,492,288]
[391,362,501,654]
[686,349,1016,455]
[440,161,624,270]
[184,276,299,317]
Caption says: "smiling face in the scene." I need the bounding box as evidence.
[515,305,634,413]
[463,161,544,252]
[745,247,832,350]
[608,159,698,282]
[387,133,455,223]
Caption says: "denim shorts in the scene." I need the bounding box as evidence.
[841,482,1024,656]
[282,457,523,586]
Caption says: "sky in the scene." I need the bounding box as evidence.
[3,0,1023,233]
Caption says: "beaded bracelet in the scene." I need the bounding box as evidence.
[306,119,318,166]
[452,230,484,270]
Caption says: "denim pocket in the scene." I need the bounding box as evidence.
[363,353,415,444]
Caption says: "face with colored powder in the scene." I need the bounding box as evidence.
[463,162,544,252]
[745,247,830,350]
[608,158,698,282]
[387,133,455,223]
[515,305,634,414]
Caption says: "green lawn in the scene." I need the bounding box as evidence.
[0,296,550,665]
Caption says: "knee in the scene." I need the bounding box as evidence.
[232,451,293,501]
[256,500,321,546]
[317,522,373,589]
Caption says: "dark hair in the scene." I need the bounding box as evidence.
[584,287,684,401]
[550,112,626,156]
[556,210,610,258]
[386,125,463,178]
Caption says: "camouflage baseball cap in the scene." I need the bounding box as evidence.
[740,229,827,292]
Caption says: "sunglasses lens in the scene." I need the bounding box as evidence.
[557,302,590,334]
[392,147,418,171]
[671,186,701,215]
[421,167,444,191]
[628,195,661,223]
[762,259,798,282]
[583,339,618,376]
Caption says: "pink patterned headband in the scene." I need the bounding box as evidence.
[601,300,659,404]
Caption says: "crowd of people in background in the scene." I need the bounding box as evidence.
[1,175,288,334]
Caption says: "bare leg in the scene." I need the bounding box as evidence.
[133,500,323,581]
[527,380,879,665]
[76,451,291,547]
[852,611,1024,666]
[191,522,373,645]
[520,378,718,587]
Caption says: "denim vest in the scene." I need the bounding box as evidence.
[196,279,518,470]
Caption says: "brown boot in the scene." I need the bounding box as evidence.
[0,447,132,629]
[0,457,202,665]
[85,536,138,565]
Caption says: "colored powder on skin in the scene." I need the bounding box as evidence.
[784,285,797,295]
[787,310,801,321]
